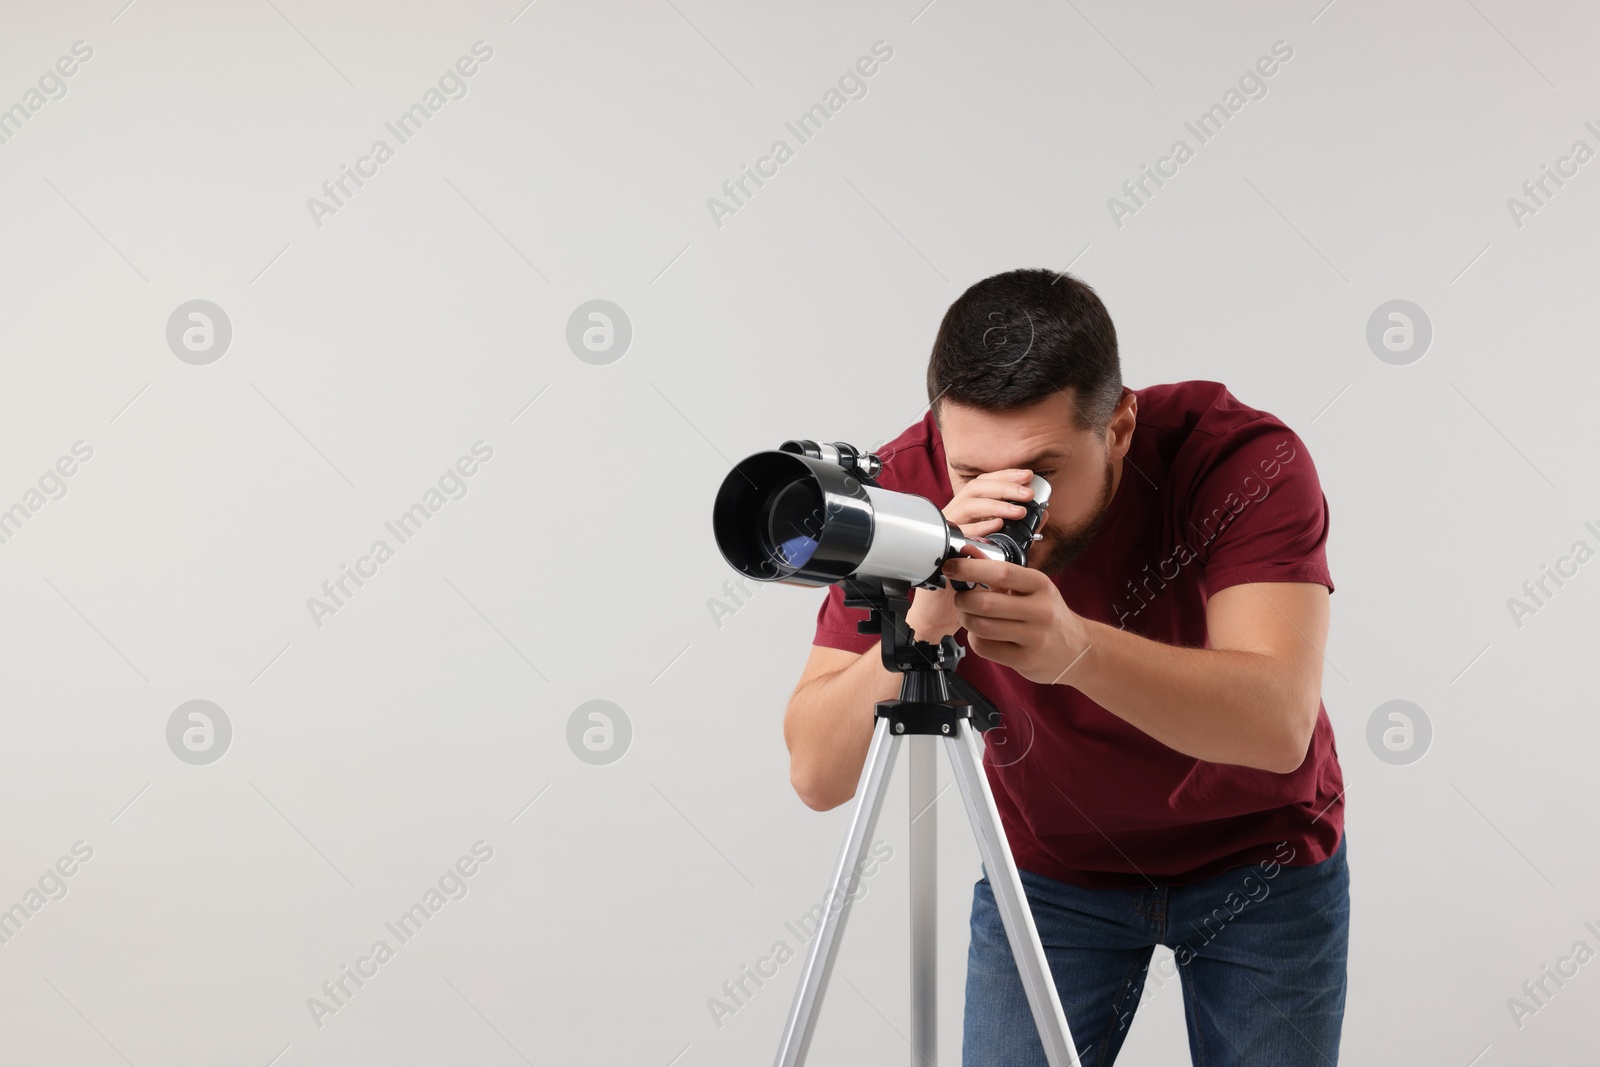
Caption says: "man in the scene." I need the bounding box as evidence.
[782,268,1347,1066]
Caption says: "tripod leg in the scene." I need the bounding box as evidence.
[909,735,937,1066]
[775,715,902,1067]
[945,720,1082,1067]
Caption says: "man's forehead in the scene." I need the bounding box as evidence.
[945,443,1071,473]
[940,410,1086,472]
[936,393,1093,470]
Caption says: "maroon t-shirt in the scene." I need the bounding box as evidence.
[812,380,1345,888]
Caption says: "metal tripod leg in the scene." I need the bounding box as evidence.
[774,715,901,1067]
[909,734,937,1067]
[945,718,1082,1067]
[773,714,1081,1067]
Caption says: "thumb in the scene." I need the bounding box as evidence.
[949,543,991,591]
[936,545,984,588]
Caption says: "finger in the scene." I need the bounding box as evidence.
[958,613,1034,643]
[951,488,1031,517]
[955,478,1030,502]
[956,517,1005,538]
[953,587,1036,621]
[966,633,1024,662]
[971,472,1035,499]
[943,556,1041,592]
[956,471,1032,499]
[950,501,1029,525]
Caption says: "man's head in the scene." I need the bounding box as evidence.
[928,269,1137,574]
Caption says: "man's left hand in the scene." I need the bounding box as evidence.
[943,557,1093,685]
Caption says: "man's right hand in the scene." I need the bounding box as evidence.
[904,468,1038,643]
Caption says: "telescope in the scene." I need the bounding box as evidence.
[712,439,1051,590]
[710,440,1085,1067]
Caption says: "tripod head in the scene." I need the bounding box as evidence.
[840,574,1005,735]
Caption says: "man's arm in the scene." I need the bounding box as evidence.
[943,555,1329,773]
[782,644,902,811]
[1071,582,1329,772]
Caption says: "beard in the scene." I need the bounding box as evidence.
[1027,456,1116,577]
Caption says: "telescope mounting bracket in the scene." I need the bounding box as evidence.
[840,576,1004,736]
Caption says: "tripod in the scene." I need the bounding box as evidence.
[774,578,1082,1067]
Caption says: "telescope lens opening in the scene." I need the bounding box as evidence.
[764,480,822,568]
[713,448,875,587]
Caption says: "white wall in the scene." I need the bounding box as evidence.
[0,0,1594,1063]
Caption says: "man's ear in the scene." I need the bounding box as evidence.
[1107,391,1137,457]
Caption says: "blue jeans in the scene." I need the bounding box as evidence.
[963,836,1348,1066]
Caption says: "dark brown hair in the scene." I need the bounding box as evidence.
[927,269,1121,431]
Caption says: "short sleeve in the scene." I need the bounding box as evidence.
[806,426,942,653]
[1188,423,1333,596]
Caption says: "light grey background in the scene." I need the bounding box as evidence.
[1,0,1595,1064]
